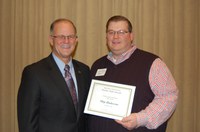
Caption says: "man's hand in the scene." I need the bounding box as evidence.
[115,113,137,130]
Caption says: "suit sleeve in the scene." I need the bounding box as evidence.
[17,66,40,132]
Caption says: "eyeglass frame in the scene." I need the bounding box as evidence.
[106,30,130,36]
[51,34,77,41]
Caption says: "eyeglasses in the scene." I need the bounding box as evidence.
[107,30,130,36]
[51,35,77,41]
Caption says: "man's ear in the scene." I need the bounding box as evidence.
[48,35,53,47]
[130,32,134,42]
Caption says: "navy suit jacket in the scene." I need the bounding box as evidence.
[17,54,91,132]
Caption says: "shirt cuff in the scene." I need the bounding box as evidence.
[136,111,148,128]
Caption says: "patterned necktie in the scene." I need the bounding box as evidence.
[64,65,78,111]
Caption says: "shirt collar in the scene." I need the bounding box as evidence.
[107,44,137,65]
[52,53,73,76]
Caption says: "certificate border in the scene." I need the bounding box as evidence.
[84,79,136,120]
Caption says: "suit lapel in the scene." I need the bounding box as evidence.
[73,61,85,119]
[46,55,85,119]
[46,55,76,109]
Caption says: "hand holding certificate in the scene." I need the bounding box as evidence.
[84,80,136,120]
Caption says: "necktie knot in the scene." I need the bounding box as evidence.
[64,65,71,79]
[64,64,70,71]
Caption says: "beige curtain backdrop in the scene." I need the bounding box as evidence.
[0,0,199,131]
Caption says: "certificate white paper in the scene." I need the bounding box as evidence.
[84,79,136,120]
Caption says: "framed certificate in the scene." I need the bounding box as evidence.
[84,79,136,120]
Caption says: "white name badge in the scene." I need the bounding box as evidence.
[84,79,136,120]
[95,68,107,76]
